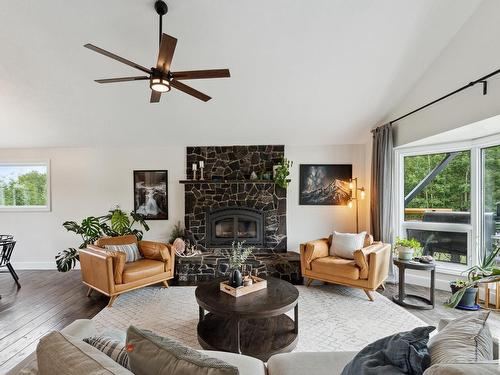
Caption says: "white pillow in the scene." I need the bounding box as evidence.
[330,231,367,259]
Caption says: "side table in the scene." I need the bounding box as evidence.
[393,259,435,310]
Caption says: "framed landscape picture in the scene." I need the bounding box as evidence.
[299,164,352,205]
[134,170,168,220]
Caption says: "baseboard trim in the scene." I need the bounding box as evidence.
[10,262,80,270]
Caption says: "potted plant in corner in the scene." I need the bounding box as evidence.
[395,237,422,261]
[446,242,500,309]
[224,241,254,287]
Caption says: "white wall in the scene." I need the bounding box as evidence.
[286,144,369,250]
[389,0,500,146]
[0,144,368,269]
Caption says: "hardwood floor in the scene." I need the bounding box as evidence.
[0,271,498,373]
[0,270,107,373]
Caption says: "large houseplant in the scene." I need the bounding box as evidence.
[55,207,149,272]
[446,242,500,308]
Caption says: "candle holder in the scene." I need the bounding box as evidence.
[192,163,198,180]
[199,160,205,180]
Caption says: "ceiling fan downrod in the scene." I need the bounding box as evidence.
[154,0,168,47]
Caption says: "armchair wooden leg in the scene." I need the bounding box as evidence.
[107,295,118,308]
[306,278,313,287]
[86,287,93,297]
[162,280,169,288]
[364,289,374,302]
[379,283,386,291]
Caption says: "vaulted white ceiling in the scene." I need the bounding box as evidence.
[0,0,483,147]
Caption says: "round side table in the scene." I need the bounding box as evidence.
[393,259,435,310]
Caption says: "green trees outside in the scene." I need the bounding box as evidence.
[0,170,47,206]
[404,151,471,214]
[483,145,500,213]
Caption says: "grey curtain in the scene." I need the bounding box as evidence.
[370,123,395,281]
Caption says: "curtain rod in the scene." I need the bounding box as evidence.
[371,67,500,133]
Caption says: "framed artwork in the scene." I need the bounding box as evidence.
[299,164,352,205]
[134,170,168,220]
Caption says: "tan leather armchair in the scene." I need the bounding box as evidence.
[300,234,391,301]
[79,235,175,307]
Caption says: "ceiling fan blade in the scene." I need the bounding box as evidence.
[84,44,151,74]
[95,76,149,84]
[171,69,230,80]
[170,80,211,102]
[156,34,177,73]
[150,90,161,103]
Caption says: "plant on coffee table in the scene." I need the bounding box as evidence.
[224,241,254,287]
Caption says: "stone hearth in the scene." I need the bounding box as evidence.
[174,251,302,286]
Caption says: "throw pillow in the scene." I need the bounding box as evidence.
[126,325,239,375]
[330,231,367,259]
[427,311,493,365]
[105,243,142,263]
[83,336,130,370]
[341,326,435,375]
[36,331,133,375]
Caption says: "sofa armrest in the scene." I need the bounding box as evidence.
[79,248,116,294]
[353,242,384,280]
[366,243,391,289]
[300,238,330,271]
[139,241,175,273]
[87,245,125,284]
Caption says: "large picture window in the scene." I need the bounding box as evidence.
[397,134,500,273]
[0,162,50,211]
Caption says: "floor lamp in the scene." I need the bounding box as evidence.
[348,178,365,233]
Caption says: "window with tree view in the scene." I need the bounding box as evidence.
[482,145,500,259]
[403,151,471,265]
[0,164,49,209]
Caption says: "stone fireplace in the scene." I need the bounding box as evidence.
[176,145,301,285]
[183,145,287,252]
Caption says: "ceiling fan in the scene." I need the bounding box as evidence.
[84,0,230,103]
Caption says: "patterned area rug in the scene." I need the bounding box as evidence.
[92,284,427,352]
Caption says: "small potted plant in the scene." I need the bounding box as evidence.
[449,279,478,308]
[274,158,293,189]
[224,241,254,287]
[395,237,421,261]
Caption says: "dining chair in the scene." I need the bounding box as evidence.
[0,240,20,287]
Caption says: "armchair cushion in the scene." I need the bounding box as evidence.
[310,257,360,280]
[122,259,165,284]
[105,243,142,263]
[330,231,367,259]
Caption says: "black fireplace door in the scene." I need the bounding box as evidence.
[207,208,264,247]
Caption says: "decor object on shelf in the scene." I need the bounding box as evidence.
[84,1,230,103]
[347,177,366,233]
[446,242,500,308]
[134,170,168,220]
[56,208,149,272]
[223,241,254,287]
[199,160,205,180]
[274,158,292,188]
[220,276,267,297]
[172,238,186,256]
[395,237,422,261]
[80,234,175,307]
[299,164,352,205]
[192,163,198,180]
[300,233,391,301]
[250,171,258,180]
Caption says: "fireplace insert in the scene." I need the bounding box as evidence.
[206,207,265,247]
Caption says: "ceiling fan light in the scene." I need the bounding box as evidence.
[150,77,170,92]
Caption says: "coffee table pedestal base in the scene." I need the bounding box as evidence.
[197,312,298,361]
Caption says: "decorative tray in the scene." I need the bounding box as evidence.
[219,276,267,298]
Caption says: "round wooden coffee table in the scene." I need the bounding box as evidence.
[195,277,299,361]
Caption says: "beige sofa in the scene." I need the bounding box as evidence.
[7,319,499,375]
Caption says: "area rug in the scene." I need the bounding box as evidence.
[92,285,427,352]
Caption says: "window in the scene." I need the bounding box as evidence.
[0,162,50,211]
[402,151,472,266]
[482,145,500,258]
